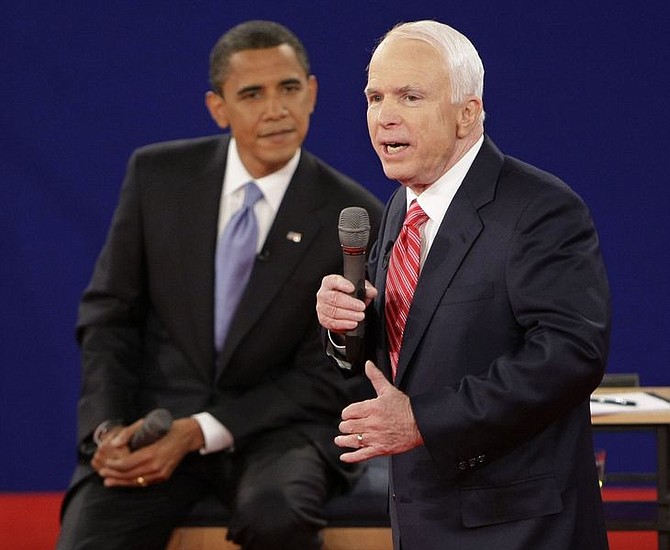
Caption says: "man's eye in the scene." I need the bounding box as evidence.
[241,91,262,100]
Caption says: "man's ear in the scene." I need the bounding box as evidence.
[205,91,230,129]
[457,96,483,138]
[307,74,318,114]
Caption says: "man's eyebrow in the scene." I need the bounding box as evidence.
[364,84,422,96]
[397,84,422,94]
[236,85,263,97]
[279,78,303,87]
[236,78,303,97]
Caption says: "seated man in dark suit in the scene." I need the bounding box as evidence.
[57,20,382,550]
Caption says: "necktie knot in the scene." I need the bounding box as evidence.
[404,200,429,229]
[242,181,263,209]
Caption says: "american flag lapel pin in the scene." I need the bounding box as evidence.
[286,231,302,243]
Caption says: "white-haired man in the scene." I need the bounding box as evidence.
[317,20,610,549]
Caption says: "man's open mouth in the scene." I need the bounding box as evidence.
[384,143,409,154]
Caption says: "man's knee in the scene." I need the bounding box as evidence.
[56,475,193,550]
[229,483,324,549]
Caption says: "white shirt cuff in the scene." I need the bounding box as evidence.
[192,412,234,454]
[327,330,346,351]
[326,331,354,371]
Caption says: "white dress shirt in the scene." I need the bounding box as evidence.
[405,135,484,269]
[193,138,300,453]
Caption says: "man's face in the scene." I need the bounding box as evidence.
[206,44,317,178]
[365,37,478,191]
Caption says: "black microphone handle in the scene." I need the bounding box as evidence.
[342,251,367,370]
[129,408,173,451]
[342,252,367,338]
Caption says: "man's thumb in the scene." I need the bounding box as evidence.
[365,360,390,396]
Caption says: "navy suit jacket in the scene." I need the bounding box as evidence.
[69,134,383,490]
[365,137,611,549]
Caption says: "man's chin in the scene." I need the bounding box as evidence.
[380,164,411,185]
[254,150,297,173]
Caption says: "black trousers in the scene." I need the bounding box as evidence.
[56,429,337,550]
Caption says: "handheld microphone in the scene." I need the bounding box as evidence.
[129,408,173,451]
[338,207,371,372]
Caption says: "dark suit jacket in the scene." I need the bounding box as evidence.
[365,137,610,549]
[70,134,383,490]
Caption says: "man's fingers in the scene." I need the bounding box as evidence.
[363,280,378,305]
[316,275,367,330]
[334,431,380,463]
[339,447,379,463]
[110,419,142,447]
[340,396,374,421]
[321,274,355,293]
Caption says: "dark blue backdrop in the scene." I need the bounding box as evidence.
[2,1,669,492]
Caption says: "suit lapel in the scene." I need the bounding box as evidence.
[175,137,228,380]
[393,137,504,386]
[393,195,483,384]
[215,152,327,376]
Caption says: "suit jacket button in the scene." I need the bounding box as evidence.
[458,460,467,471]
[478,454,485,463]
[468,458,477,468]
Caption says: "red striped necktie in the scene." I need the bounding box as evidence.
[384,200,429,380]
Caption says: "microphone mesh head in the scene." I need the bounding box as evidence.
[338,207,370,248]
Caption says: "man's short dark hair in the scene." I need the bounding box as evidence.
[209,20,311,92]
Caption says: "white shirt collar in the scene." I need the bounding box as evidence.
[406,135,484,225]
[223,137,300,213]
[403,135,484,266]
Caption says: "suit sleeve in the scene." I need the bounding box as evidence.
[75,152,146,445]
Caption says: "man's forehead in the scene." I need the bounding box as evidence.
[224,47,306,88]
[367,38,445,85]
[371,36,440,63]
[228,44,300,69]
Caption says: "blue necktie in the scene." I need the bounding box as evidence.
[214,181,263,352]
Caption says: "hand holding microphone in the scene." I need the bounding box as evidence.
[91,408,174,488]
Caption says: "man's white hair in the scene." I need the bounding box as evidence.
[381,20,485,122]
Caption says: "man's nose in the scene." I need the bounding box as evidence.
[375,99,400,126]
[265,95,288,118]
